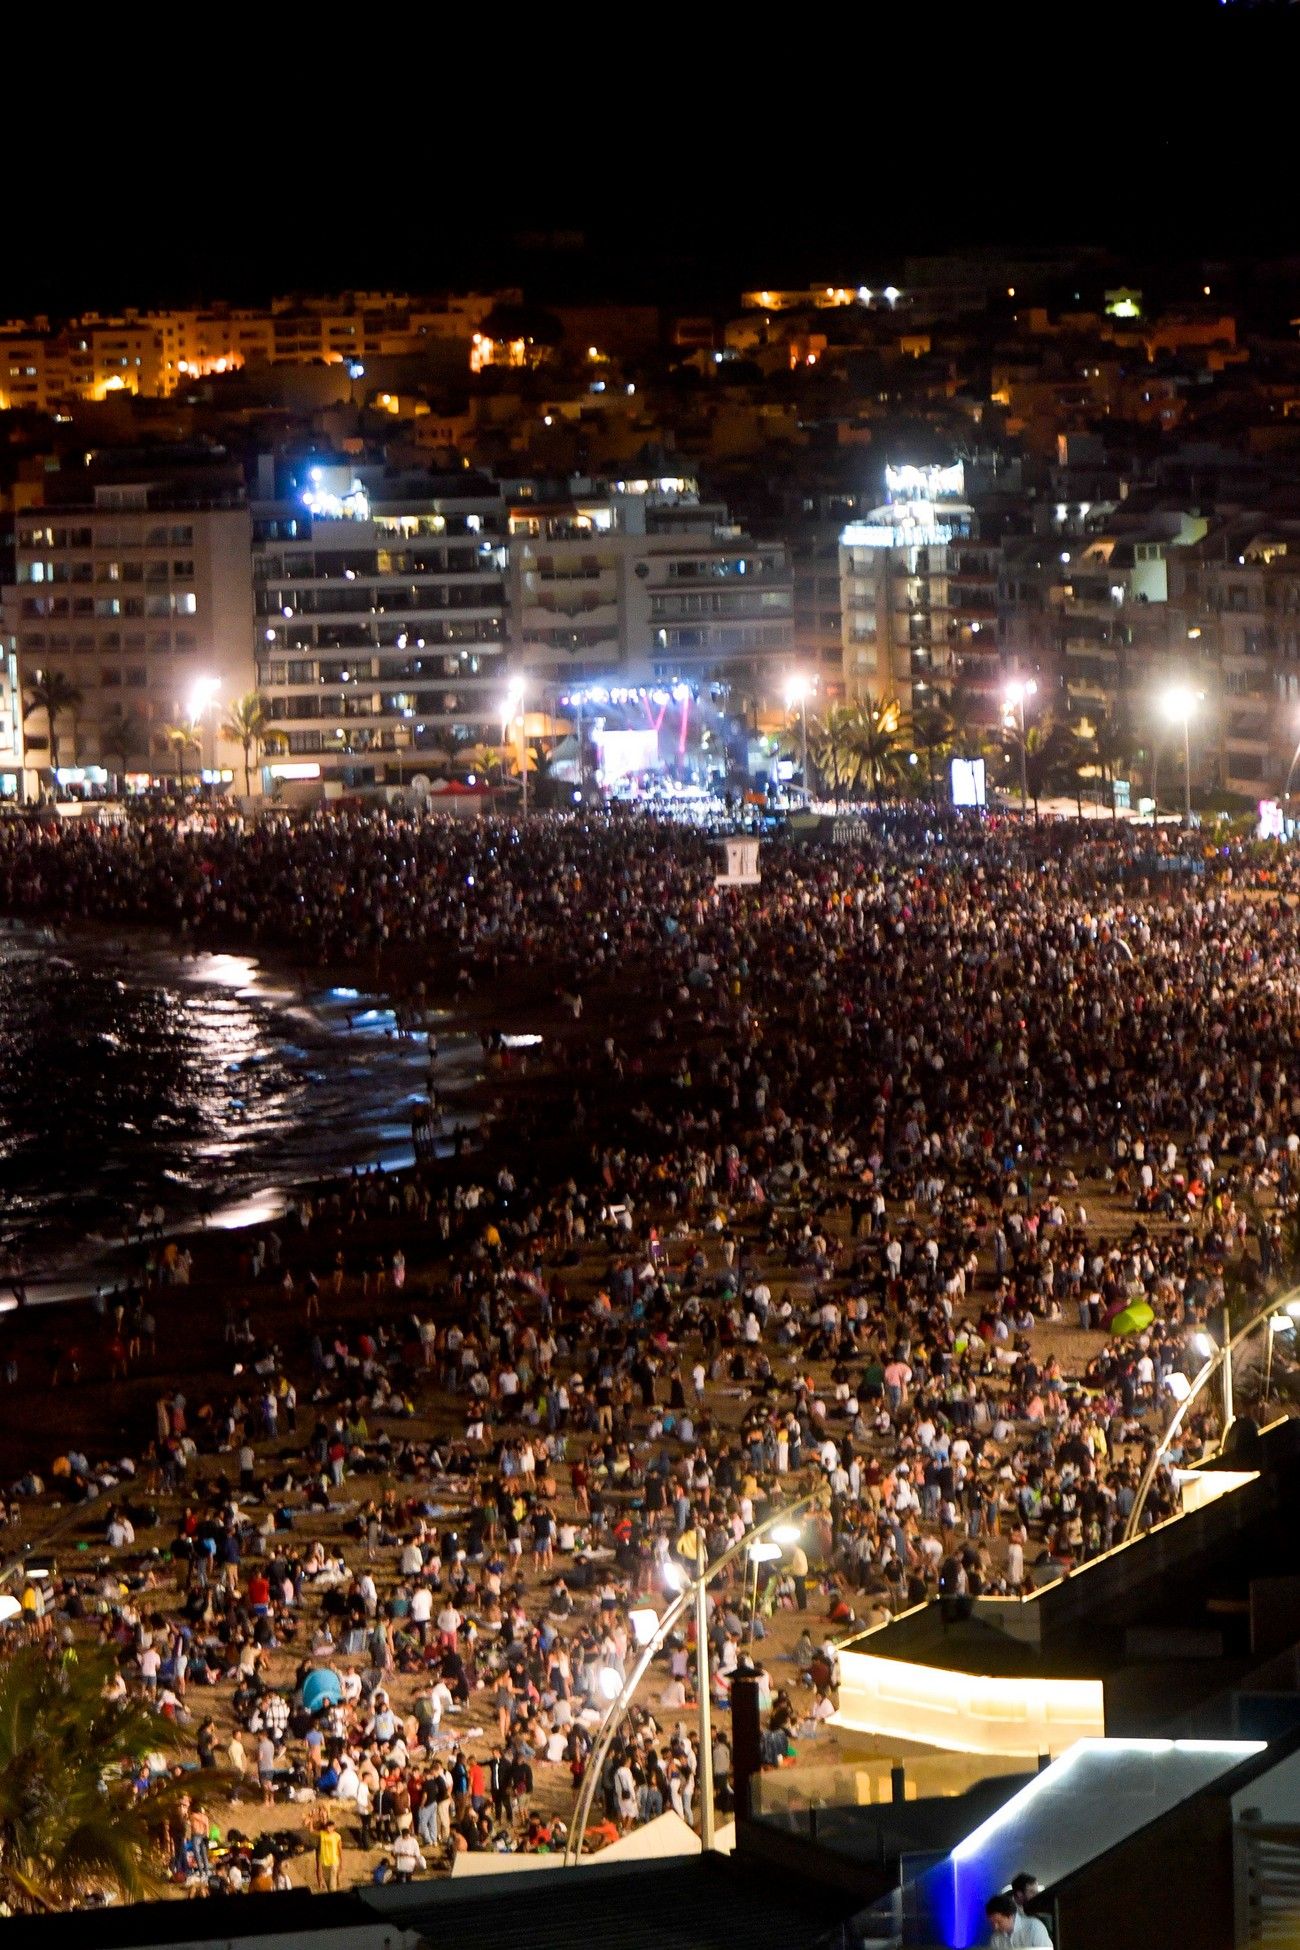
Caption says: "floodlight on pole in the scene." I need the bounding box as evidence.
[189,675,221,784]
[188,674,220,723]
[785,675,812,794]
[502,678,528,815]
[1160,686,1198,825]
[564,1492,818,1867]
[1004,677,1037,815]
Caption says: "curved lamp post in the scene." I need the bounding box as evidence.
[1123,1289,1299,1540]
[563,1490,818,1865]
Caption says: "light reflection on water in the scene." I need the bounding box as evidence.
[0,932,478,1270]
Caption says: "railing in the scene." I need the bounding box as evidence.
[563,1491,819,1866]
[1123,1289,1299,1541]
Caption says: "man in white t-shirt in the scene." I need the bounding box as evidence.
[986,1891,1052,1945]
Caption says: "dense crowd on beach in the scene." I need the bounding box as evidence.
[2,804,1299,1898]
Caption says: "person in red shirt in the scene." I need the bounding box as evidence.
[247,1570,271,1616]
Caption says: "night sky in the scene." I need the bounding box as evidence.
[10,0,1298,314]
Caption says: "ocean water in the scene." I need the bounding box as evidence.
[0,929,478,1282]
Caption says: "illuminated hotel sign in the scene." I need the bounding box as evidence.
[885,461,965,502]
[842,511,956,549]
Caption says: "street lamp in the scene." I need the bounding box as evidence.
[1265,1314,1293,1407]
[503,679,528,815]
[189,676,220,785]
[785,676,812,799]
[1004,677,1037,816]
[565,1492,817,1864]
[1193,1314,1234,1431]
[1160,686,1197,826]
[746,1539,783,1649]
[1281,711,1300,812]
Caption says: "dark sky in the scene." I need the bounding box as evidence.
[9,0,1299,314]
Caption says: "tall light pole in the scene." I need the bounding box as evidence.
[693,1535,714,1850]
[785,676,811,801]
[565,1496,815,1864]
[1004,677,1037,816]
[1160,685,1198,827]
[1282,713,1300,818]
[504,679,527,816]
[1193,1304,1236,1438]
[189,676,220,789]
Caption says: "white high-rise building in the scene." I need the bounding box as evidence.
[506,476,793,708]
[252,462,508,788]
[10,482,254,793]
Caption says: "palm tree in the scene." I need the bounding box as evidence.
[462,741,506,785]
[808,705,862,805]
[1052,722,1093,818]
[911,695,956,798]
[849,692,910,806]
[1087,707,1137,821]
[0,1645,193,1910]
[98,708,147,789]
[1000,719,1076,825]
[220,691,271,797]
[23,670,83,778]
[158,721,200,794]
[504,737,539,780]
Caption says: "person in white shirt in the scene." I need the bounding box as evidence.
[613,1761,638,1828]
[985,1890,1052,1945]
[391,1828,425,1881]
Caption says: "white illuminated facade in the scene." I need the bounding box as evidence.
[10,483,255,792]
[840,465,1000,708]
[506,477,793,707]
[253,463,507,788]
[0,600,23,799]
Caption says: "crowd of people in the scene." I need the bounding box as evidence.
[1,803,1298,1908]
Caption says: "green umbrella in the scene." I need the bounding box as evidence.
[1110,1300,1154,1337]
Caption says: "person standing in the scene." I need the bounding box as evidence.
[789,1541,809,1611]
[316,1816,343,1893]
[392,1825,425,1882]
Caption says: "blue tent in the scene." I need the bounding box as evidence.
[301,1667,343,1712]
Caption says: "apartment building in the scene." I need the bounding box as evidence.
[0,292,511,412]
[765,485,857,704]
[0,316,167,410]
[252,463,508,788]
[995,511,1206,748]
[1169,521,1300,800]
[0,597,24,798]
[506,477,794,709]
[9,482,254,791]
[838,464,999,709]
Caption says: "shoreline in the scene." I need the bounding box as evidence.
[0,913,612,1477]
[0,917,516,1303]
